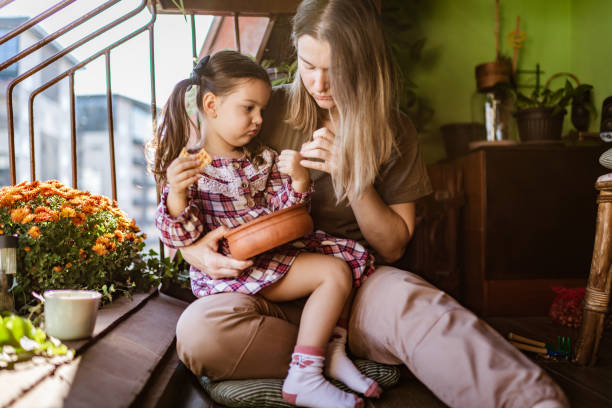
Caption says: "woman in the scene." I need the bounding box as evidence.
[174,1,568,407]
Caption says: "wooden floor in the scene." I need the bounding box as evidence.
[156,317,612,408]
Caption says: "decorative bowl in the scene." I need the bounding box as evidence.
[224,204,314,260]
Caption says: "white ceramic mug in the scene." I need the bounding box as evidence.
[43,290,101,341]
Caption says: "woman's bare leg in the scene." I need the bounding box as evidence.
[260,253,363,408]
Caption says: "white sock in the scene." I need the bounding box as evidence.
[324,326,382,398]
[282,345,364,408]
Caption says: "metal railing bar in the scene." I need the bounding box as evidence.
[0,0,121,72]
[0,0,17,10]
[233,12,240,53]
[0,0,75,46]
[69,73,77,188]
[148,25,157,130]
[190,14,197,63]
[28,13,155,99]
[105,51,117,201]
[27,88,36,181]
[26,4,155,190]
[8,0,147,184]
[148,20,164,259]
[255,15,276,63]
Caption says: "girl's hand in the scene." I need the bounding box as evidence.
[180,226,253,279]
[166,156,201,197]
[278,149,311,192]
[299,127,338,175]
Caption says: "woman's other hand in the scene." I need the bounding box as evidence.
[179,226,253,279]
[299,127,337,174]
[278,149,311,192]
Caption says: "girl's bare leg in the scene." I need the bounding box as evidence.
[260,253,352,347]
[260,253,363,408]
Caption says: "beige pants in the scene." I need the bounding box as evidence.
[176,266,568,408]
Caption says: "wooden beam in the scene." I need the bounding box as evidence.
[153,0,301,16]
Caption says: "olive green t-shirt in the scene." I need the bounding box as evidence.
[259,85,433,252]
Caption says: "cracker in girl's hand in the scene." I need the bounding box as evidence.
[180,147,212,169]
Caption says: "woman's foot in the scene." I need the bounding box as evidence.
[325,326,382,398]
[282,345,364,408]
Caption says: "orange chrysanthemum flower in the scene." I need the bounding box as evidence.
[34,212,51,223]
[71,213,86,226]
[10,206,30,223]
[92,243,108,256]
[60,206,76,218]
[28,226,41,239]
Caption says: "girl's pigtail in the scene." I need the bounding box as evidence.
[150,78,194,193]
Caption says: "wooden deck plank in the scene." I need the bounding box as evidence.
[0,291,155,408]
[65,289,157,352]
[62,293,187,407]
[4,293,187,408]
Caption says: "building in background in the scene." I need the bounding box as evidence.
[76,94,156,249]
[0,17,78,186]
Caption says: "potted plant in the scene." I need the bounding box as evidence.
[0,180,160,316]
[511,74,594,143]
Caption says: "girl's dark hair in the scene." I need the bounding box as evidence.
[147,50,271,192]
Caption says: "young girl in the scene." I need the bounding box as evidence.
[151,50,381,408]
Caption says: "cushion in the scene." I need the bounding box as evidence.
[198,359,401,408]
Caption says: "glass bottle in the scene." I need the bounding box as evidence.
[471,86,516,142]
[0,235,18,312]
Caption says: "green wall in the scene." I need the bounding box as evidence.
[403,0,612,163]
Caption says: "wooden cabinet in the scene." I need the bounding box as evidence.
[431,144,608,316]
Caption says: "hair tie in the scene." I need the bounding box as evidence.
[190,55,210,85]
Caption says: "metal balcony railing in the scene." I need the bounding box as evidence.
[0,0,294,199]
[1,0,158,200]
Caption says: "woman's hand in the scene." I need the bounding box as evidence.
[179,226,253,279]
[299,127,338,174]
[277,150,311,192]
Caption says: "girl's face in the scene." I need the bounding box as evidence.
[297,35,335,110]
[205,78,270,156]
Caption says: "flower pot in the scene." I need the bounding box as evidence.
[475,60,512,91]
[440,123,486,159]
[224,204,314,260]
[514,107,566,142]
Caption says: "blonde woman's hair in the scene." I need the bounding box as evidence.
[147,50,270,193]
[289,0,401,202]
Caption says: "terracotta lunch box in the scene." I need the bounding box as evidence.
[224,204,314,260]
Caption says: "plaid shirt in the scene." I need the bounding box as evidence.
[155,147,374,297]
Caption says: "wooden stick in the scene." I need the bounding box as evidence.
[495,0,500,60]
[510,341,547,355]
[508,332,546,348]
[512,16,521,73]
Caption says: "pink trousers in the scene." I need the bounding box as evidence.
[176,266,568,408]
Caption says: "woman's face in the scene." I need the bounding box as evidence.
[297,35,335,110]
